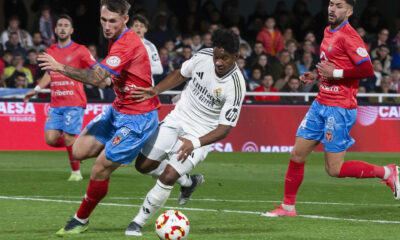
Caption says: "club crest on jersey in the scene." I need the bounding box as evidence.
[66,56,72,62]
[112,135,122,146]
[326,131,333,142]
[107,56,121,67]
[213,88,222,98]
[356,47,368,57]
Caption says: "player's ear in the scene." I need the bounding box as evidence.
[124,15,129,25]
[346,8,353,18]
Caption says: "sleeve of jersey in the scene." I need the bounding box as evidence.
[343,34,371,66]
[148,44,163,75]
[100,43,130,75]
[180,54,197,78]
[219,77,246,127]
[81,47,98,69]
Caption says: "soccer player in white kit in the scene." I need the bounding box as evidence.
[130,14,163,85]
[125,29,246,236]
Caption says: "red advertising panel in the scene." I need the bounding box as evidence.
[1,102,399,152]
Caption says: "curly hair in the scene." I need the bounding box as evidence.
[211,29,240,54]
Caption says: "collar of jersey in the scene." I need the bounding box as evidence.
[329,20,348,33]
[57,40,73,49]
[216,63,238,80]
[109,28,130,43]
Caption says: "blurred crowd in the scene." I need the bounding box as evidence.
[0,0,399,103]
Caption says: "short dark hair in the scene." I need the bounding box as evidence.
[15,71,26,79]
[56,14,73,26]
[131,14,149,28]
[345,0,356,7]
[101,0,131,16]
[211,29,240,54]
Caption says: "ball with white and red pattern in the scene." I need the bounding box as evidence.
[155,210,190,240]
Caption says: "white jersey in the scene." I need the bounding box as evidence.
[142,38,163,85]
[169,48,246,137]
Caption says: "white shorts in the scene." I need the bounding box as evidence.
[141,115,210,176]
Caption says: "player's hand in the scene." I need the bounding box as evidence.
[23,90,37,102]
[176,136,194,162]
[316,61,335,79]
[38,53,64,72]
[130,86,158,102]
[299,72,316,86]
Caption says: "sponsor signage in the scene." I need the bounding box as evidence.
[1,103,399,152]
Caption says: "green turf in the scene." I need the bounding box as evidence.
[0,151,399,239]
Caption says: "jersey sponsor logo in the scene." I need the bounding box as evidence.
[356,47,368,57]
[106,56,121,67]
[225,107,239,122]
[196,72,204,80]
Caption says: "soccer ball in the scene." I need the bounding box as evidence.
[155,210,190,240]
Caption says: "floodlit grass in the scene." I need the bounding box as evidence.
[0,151,399,239]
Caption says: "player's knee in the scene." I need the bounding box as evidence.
[159,167,179,186]
[325,166,340,177]
[72,145,86,161]
[45,136,58,146]
[135,154,152,174]
[290,149,306,163]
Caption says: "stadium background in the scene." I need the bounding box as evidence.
[0,0,399,153]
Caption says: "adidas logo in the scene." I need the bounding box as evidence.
[196,72,204,80]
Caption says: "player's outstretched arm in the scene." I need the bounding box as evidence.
[176,124,232,161]
[24,72,51,102]
[131,70,187,102]
[38,53,111,87]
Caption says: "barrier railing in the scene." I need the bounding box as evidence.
[1,88,400,103]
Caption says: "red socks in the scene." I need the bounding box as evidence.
[66,145,80,171]
[338,160,385,179]
[283,160,305,206]
[53,135,65,148]
[77,179,109,219]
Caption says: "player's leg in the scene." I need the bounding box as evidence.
[262,101,324,217]
[323,106,400,199]
[126,134,206,236]
[44,107,64,147]
[61,107,85,181]
[56,150,120,235]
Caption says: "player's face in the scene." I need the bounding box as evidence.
[131,21,147,38]
[328,0,353,27]
[100,6,129,40]
[213,47,238,77]
[55,19,73,41]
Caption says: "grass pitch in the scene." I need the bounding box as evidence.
[0,151,399,240]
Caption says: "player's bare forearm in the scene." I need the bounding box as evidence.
[59,65,111,87]
[199,124,232,146]
[154,70,187,94]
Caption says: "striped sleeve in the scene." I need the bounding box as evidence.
[218,71,246,126]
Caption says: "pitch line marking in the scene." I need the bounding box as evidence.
[9,195,400,207]
[1,195,400,224]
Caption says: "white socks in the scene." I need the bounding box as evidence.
[74,214,88,224]
[176,174,192,187]
[145,161,192,187]
[282,203,295,212]
[133,180,173,227]
[383,166,391,180]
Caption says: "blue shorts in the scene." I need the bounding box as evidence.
[296,101,357,152]
[44,107,85,135]
[85,106,159,164]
